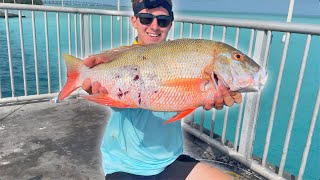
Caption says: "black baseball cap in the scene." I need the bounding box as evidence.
[133,0,174,21]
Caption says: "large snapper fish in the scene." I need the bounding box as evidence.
[58,39,267,124]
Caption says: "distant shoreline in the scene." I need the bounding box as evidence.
[0,11,26,18]
[175,9,320,19]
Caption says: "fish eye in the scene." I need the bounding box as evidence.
[233,52,244,61]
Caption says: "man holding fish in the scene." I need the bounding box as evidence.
[58,0,267,179]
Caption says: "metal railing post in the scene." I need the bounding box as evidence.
[83,15,89,58]
[238,30,270,158]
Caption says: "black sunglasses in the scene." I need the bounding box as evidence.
[135,13,172,28]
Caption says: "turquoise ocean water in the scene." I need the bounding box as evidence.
[0,5,319,179]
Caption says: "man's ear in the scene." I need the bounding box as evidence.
[168,22,173,29]
[131,16,138,29]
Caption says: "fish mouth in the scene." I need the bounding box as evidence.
[240,68,268,92]
[245,69,268,92]
[237,85,260,93]
[211,71,267,92]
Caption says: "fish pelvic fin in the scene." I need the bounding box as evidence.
[57,54,83,100]
[83,93,137,108]
[163,108,196,124]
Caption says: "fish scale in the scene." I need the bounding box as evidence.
[58,39,267,124]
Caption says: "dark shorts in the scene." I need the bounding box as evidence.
[105,154,199,180]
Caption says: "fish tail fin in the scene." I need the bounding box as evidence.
[58,54,83,100]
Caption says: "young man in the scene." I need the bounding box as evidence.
[82,0,242,179]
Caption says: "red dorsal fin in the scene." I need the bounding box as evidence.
[58,55,83,100]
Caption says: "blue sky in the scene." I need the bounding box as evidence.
[174,0,320,15]
[70,0,320,16]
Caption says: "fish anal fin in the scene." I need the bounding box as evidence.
[163,108,196,124]
[83,93,135,108]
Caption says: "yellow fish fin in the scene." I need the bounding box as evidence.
[82,93,136,108]
[163,108,196,124]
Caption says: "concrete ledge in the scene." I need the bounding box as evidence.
[0,99,266,180]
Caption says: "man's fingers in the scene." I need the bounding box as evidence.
[84,54,113,68]
[214,104,223,110]
[99,87,108,94]
[203,100,214,110]
[95,54,112,63]
[83,56,99,68]
[219,86,234,107]
[229,91,243,103]
[84,56,108,68]
[82,79,107,95]
[92,82,102,94]
[212,92,224,110]
[82,78,92,94]
[214,91,223,103]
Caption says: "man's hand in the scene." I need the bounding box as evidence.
[82,56,109,94]
[203,86,242,110]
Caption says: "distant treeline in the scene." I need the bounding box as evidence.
[2,0,43,5]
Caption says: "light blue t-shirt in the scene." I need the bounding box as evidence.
[101,108,183,176]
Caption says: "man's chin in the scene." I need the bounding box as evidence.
[149,37,166,44]
[144,39,162,45]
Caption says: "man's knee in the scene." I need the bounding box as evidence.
[186,162,234,180]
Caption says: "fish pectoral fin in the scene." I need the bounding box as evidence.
[163,108,196,124]
[161,78,208,87]
[82,93,133,108]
